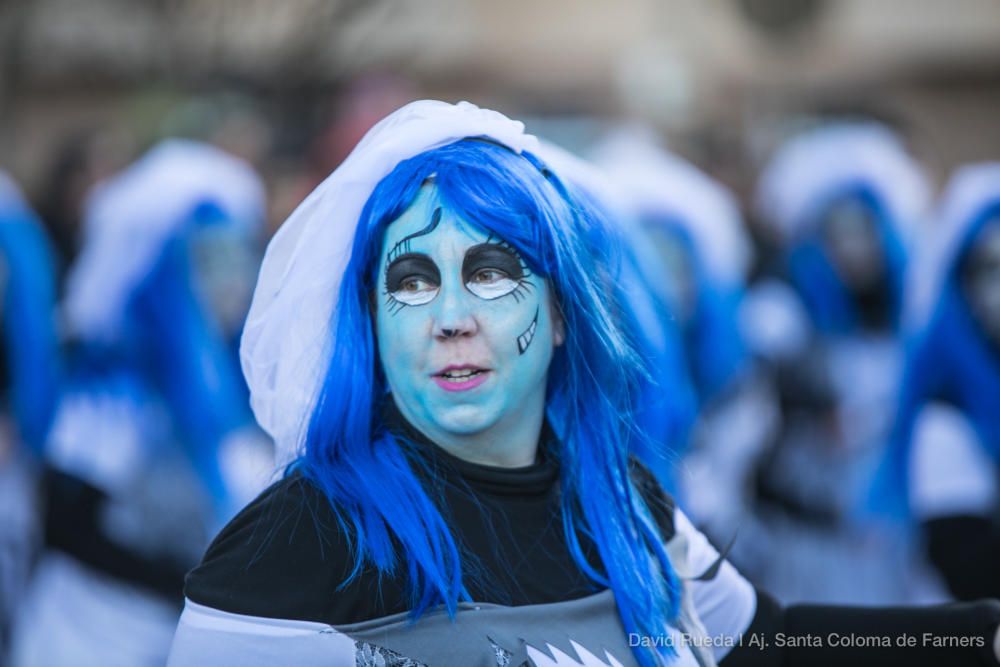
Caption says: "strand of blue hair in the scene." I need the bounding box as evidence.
[0,207,61,455]
[560,181,697,495]
[303,138,681,666]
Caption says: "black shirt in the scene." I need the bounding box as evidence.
[185,410,675,626]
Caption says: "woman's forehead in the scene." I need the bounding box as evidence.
[380,185,492,261]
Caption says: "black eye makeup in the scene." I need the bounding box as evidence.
[462,237,534,301]
[386,207,442,265]
[384,253,441,312]
[381,229,535,314]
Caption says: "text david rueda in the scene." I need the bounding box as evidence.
[628,632,987,651]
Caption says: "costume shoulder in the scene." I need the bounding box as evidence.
[184,471,357,624]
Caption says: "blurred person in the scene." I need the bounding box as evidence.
[875,163,1000,601]
[591,132,778,543]
[166,101,1000,667]
[10,141,273,667]
[0,172,61,663]
[594,130,752,407]
[746,122,941,604]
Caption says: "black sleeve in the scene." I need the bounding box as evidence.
[925,515,1000,600]
[721,588,1000,667]
[43,467,188,602]
[184,472,362,624]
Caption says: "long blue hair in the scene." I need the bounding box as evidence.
[0,199,61,455]
[872,199,1000,521]
[787,185,907,334]
[302,139,682,665]
[554,175,697,495]
[72,202,253,522]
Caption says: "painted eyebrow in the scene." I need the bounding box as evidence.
[461,243,525,282]
[386,207,443,265]
[385,253,440,292]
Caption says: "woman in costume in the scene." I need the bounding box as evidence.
[593,131,752,407]
[0,172,61,662]
[876,163,1000,601]
[170,101,1000,667]
[590,133,776,551]
[10,140,272,667]
[746,123,941,604]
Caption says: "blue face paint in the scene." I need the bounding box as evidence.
[375,186,560,465]
[183,202,259,340]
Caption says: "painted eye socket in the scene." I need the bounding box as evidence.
[392,276,438,306]
[465,268,519,299]
[385,253,440,306]
[392,276,439,305]
[462,242,526,300]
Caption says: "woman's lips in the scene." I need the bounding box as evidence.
[432,365,491,392]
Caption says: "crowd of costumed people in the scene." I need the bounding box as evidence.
[0,100,998,667]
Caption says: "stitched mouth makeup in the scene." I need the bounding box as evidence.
[432,364,492,392]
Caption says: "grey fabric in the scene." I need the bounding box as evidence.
[338,589,635,665]
[169,590,713,666]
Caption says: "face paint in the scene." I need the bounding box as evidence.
[374,185,561,463]
[644,223,697,326]
[387,206,442,265]
[189,224,258,338]
[820,196,885,292]
[962,217,1000,347]
[463,234,534,302]
[516,307,539,354]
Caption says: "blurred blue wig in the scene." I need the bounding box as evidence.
[647,217,748,406]
[873,199,1000,520]
[0,198,60,455]
[73,202,252,520]
[787,184,907,334]
[302,139,682,666]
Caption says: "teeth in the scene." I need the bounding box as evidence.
[442,369,482,380]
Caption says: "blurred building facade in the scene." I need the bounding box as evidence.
[2,0,999,194]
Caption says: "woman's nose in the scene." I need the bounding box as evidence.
[432,284,478,341]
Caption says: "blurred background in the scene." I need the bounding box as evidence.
[4,0,1000,241]
[2,1,1000,665]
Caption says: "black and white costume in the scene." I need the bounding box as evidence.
[173,405,755,667]
[170,405,1000,667]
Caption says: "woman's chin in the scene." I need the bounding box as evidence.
[430,404,501,437]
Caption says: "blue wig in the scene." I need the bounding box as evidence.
[646,217,748,406]
[302,139,682,665]
[0,200,61,455]
[787,184,907,335]
[73,202,253,522]
[552,173,697,495]
[872,199,1000,521]
[616,239,698,494]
